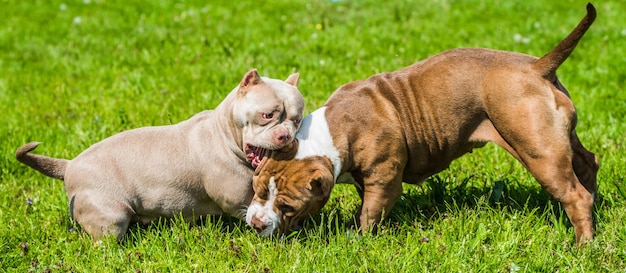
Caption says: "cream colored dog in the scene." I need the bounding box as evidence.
[16,69,305,241]
[246,4,598,244]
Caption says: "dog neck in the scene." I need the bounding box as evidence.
[294,107,342,182]
[214,85,249,161]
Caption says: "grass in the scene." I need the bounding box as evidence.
[1,0,625,271]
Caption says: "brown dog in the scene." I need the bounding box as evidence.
[245,4,599,244]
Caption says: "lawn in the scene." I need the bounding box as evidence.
[1,0,625,272]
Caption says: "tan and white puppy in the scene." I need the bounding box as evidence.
[246,4,599,243]
[16,69,304,241]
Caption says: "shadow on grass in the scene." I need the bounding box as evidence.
[286,174,610,241]
[112,214,251,246]
[67,173,612,244]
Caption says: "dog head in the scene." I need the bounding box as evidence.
[245,141,335,236]
[232,69,304,167]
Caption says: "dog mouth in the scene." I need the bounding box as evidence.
[245,144,267,168]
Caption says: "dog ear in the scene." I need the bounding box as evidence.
[308,162,334,200]
[309,177,330,200]
[239,69,262,89]
[285,73,299,87]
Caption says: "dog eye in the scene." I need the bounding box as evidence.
[261,112,274,120]
[279,204,295,215]
[257,190,268,200]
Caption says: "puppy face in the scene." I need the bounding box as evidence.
[234,69,304,167]
[245,142,334,236]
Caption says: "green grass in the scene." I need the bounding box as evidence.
[2,0,625,271]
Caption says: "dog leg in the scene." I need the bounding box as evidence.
[489,127,593,243]
[486,102,594,243]
[570,131,599,197]
[358,171,404,233]
[70,195,132,241]
[523,156,594,244]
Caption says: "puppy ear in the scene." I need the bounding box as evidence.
[239,69,262,89]
[308,167,334,200]
[285,72,299,87]
[251,172,271,200]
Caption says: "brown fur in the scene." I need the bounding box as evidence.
[250,4,598,244]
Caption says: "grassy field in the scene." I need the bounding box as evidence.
[2,0,625,271]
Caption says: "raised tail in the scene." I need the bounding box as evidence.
[16,142,68,180]
[533,3,596,78]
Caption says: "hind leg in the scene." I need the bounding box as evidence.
[479,122,594,243]
[484,94,595,243]
[570,130,599,198]
[491,134,594,243]
[69,194,133,242]
[520,152,594,243]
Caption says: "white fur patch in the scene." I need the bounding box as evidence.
[267,176,278,203]
[240,76,303,151]
[245,176,279,236]
[294,107,342,181]
[263,76,304,125]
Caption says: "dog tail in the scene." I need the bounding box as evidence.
[16,142,68,180]
[533,3,596,78]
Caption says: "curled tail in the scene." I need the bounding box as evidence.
[16,142,68,180]
[533,3,596,78]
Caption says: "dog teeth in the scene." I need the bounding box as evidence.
[254,147,266,159]
[247,146,267,168]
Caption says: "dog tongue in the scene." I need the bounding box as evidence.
[252,147,266,168]
[246,151,254,161]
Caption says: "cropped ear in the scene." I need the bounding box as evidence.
[239,69,263,90]
[285,72,299,87]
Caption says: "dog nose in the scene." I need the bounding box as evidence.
[253,225,266,234]
[275,133,291,144]
[250,216,267,233]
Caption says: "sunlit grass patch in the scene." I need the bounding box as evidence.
[1,0,624,271]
